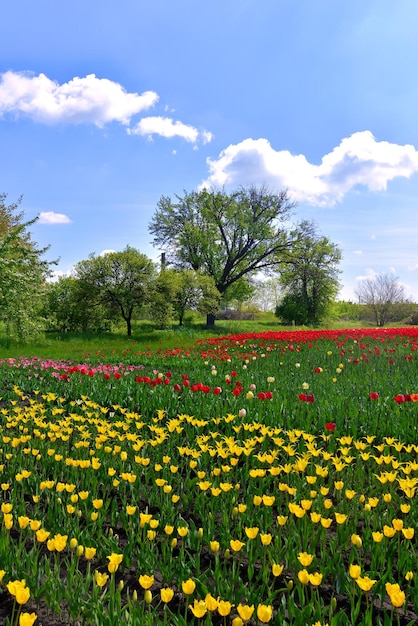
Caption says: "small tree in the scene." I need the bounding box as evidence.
[355,273,414,327]
[42,276,112,332]
[148,269,178,328]
[74,246,156,336]
[171,269,220,326]
[276,220,341,325]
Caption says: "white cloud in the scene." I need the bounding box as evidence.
[0,71,158,126]
[38,211,71,224]
[47,267,76,282]
[202,131,418,206]
[128,116,211,144]
[99,249,116,256]
[408,264,418,271]
[356,268,378,282]
[353,250,363,255]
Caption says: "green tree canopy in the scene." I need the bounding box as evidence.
[276,220,341,325]
[0,194,52,341]
[42,276,112,333]
[148,186,296,325]
[74,246,156,336]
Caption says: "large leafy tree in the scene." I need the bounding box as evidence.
[276,220,341,325]
[148,186,295,325]
[0,194,52,341]
[74,246,156,336]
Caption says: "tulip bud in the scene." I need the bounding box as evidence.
[144,590,152,604]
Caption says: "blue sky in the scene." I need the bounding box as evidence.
[1,0,418,302]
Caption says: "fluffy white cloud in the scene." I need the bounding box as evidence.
[38,211,71,224]
[128,116,211,144]
[202,131,418,206]
[99,249,117,256]
[0,71,158,126]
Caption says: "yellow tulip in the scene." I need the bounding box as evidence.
[181,578,196,595]
[349,564,361,579]
[35,529,50,543]
[85,547,97,560]
[160,588,174,603]
[356,576,377,592]
[260,533,272,546]
[309,572,323,586]
[18,613,37,626]
[298,552,314,567]
[256,604,273,623]
[190,599,207,618]
[272,563,284,577]
[298,569,310,585]
[107,553,123,574]
[245,527,259,539]
[230,539,245,552]
[402,527,415,539]
[389,590,406,608]
[15,585,31,605]
[94,571,109,587]
[139,574,154,590]
[204,593,218,611]
[237,603,255,620]
[218,600,232,616]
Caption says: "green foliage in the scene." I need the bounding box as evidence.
[170,269,220,326]
[74,246,156,336]
[42,276,112,332]
[0,193,52,342]
[275,292,309,325]
[148,269,177,328]
[277,220,341,325]
[149,186,295,324]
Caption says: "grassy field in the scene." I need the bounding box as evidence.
[0,314,384,362]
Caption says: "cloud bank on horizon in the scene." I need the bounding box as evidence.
[202,132,418,207]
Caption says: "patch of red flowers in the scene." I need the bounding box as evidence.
[298,393,315,403]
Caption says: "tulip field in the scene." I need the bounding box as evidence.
[0,327,418,626]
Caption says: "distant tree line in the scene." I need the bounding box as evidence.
[0,190,416,340]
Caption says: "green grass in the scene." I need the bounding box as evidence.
[0,313,395,362]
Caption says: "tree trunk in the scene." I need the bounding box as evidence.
[206,313,216,327]
[126,317,132,336]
